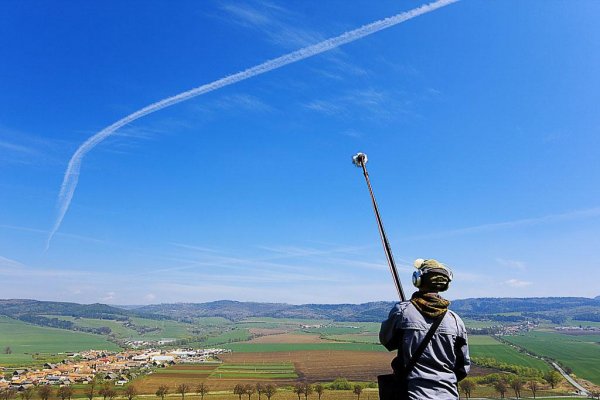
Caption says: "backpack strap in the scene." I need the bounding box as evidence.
[399,310,447,378]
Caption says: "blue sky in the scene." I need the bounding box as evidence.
[1,0,599,305]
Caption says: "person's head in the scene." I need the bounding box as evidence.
[412,258,453,292]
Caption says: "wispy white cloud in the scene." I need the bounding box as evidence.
[0,255,89,278]
[144,293,157,302]
[504,278,532,288]
[304,100,344,115]
[496,258,526,270]
[145,243,388,291]
[0,255,26,269]
[409,207,600,240]
[0,224,105,244]
[219,1,324,49]
[0,139,37,155]
[303,87,423,122]
[170,243,222,253]
[102,292,116,301]
[0,125,74,166]
[213,94,273,112]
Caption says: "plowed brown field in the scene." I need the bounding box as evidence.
[247,333,334,344]
[219,350,394,383]
[133,351,493,393]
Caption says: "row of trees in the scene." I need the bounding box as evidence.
[0,386,78,400]
[459,370,564,399]
[151,380,372,400]
[233,383,277,400]
[156,383,209,400]
[0,380,144,400]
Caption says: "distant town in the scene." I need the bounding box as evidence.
[0,348,231,390]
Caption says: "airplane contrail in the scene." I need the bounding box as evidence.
[47,0,459,249]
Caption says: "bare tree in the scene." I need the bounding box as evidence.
[19,387,35,400]
[459,378,476,399]
[352,385,362,400]
[0,388,16,400]
[527,380,539,399]
[124,385,138,400]
[292,384,304,400]
[264,385,277,400]
[494,379,508,399]
[510,376,524,399]
[255,383,264,400]
[314,384,324,400]
[303,384,313,400]
[37,386,52,400]
[176,383,190,400]
[99,383,111,400]
[106,388,117,400]
[244,384,255,400]
[156,385,169,400]
[85,378,99,400]
[196,383,209,400]
[3,346,12,354]
[233,384,245,400]
[57,386,74,400]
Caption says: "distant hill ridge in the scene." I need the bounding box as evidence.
[1,296,599,323]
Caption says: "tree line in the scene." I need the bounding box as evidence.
[0,379,379,400]
[458,370,566,399]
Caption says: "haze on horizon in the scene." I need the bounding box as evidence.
[1,1,599,305]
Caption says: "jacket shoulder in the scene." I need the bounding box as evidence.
[447,309,468,335]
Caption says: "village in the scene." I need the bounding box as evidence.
[0,348,231,391]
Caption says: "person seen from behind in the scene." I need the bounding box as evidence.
[379,259,470,399]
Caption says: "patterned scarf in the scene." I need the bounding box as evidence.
[410,291,450,318]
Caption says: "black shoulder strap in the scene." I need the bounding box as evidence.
[402,310,447,378]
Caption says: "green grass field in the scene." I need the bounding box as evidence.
[51,316,139,337]
[468,335,550,371]
[503,330,600,385]
[129,317,193,339]
[0,316,120,366]
[463,318,507,329]
[50,315,195,340]
[564,319,600,327]
[241,317,332,325]
[201,328,252,346]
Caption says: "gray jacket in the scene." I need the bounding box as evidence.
[379,301,470,400]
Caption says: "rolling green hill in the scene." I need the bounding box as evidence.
[0,315,119,366]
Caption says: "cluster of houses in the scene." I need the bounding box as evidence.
[123,339,177,348]
[554,325,600,332]
[0,348,231,391]
[497,320,537,335]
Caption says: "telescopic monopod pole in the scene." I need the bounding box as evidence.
[352,152,406,302]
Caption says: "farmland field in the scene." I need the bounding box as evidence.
[136,364,219,392]
[201,328,252,346]
[0,316,119,366]
[247,333,333,344]
[503,330,600,385]
[468,335,549,371]
[50,316,140,337]
[219,350,395,384]
[129,317,193,339]
[213,363,297,379]
[325,334,379,344]
[223,342,386,353]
